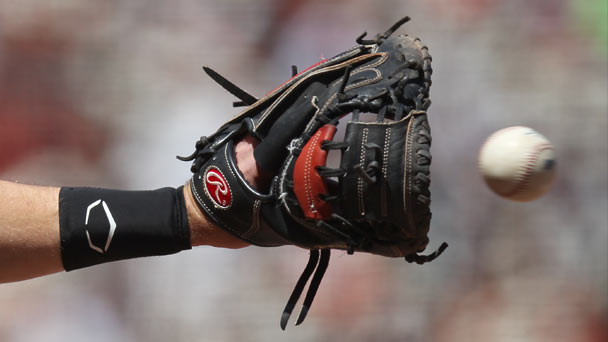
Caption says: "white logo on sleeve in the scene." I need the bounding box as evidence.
[84,200,117,253]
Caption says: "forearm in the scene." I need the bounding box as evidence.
[0,137,260,283]
[0,180,248,283]
[0,180,62,282]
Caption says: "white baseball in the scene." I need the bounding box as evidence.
[478,126,556,202]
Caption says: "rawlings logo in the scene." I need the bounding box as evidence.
[204,167,231,208]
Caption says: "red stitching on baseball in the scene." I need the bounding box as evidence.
[499,142,553,198]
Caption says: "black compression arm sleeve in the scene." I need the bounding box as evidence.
[59,186,191,271]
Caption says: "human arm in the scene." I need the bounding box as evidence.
[0,137,262,283]
[0,181,63,283]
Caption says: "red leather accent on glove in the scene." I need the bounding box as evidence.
[293,125,337,220]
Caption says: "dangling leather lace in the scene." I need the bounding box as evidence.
[356,16,411,45]
[202,66,258,107]
[280,249,330,330]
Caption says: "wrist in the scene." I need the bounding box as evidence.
[183,182,250,248]
[59,186,191,270]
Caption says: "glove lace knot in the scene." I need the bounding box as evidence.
[176,136,215,173]
[404,242,448,265]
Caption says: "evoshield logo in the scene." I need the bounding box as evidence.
[204,167,231,208]
[84,200,116,253]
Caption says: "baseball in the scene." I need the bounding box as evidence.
[478,126,556,202]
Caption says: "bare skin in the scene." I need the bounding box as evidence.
[0,136,262,283]
[0,181,63,283]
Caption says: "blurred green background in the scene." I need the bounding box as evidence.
[1,0,606,341]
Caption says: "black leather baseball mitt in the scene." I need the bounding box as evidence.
[179,16,447,329]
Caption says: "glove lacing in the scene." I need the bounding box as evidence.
[179,16,446,329]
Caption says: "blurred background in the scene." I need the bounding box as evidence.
[0,0,606,341]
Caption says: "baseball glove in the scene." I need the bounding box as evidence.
[179,16,447,329]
